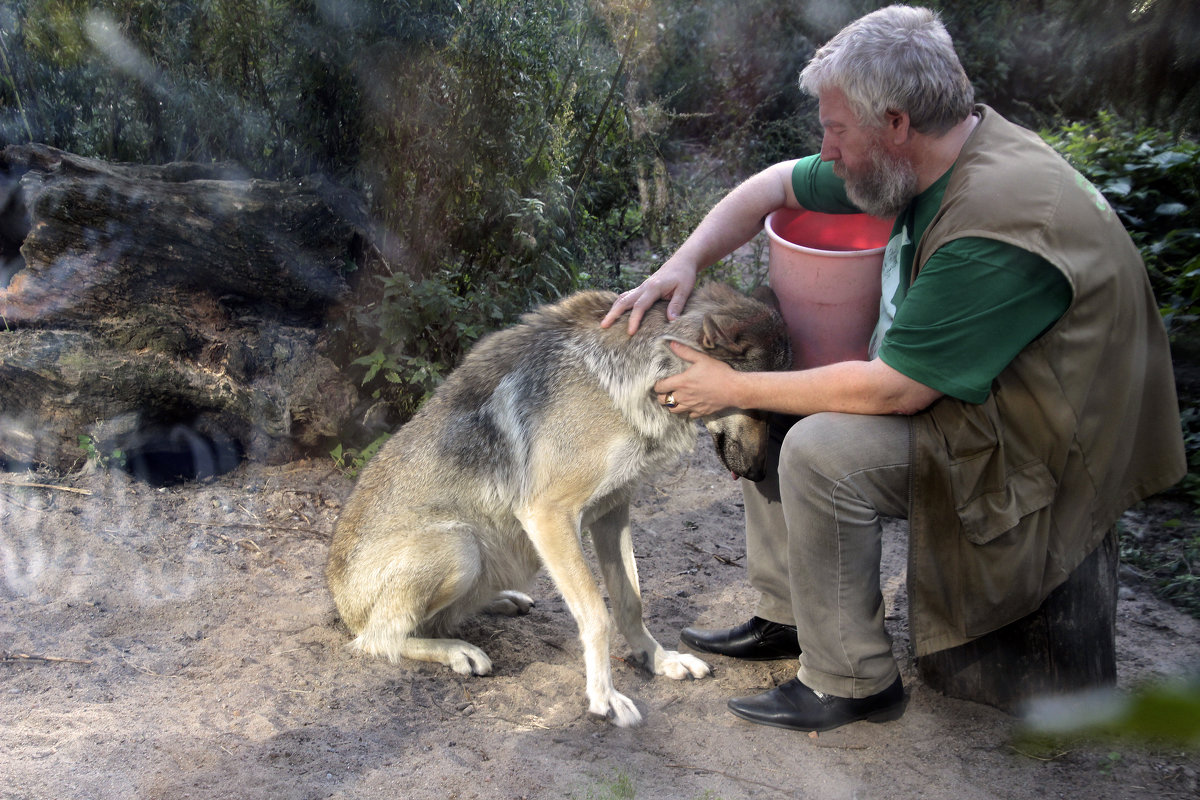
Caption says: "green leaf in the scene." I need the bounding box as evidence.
[1102,178,1132,197]
[1154,202,1188,217]
[1151,151,1192,170]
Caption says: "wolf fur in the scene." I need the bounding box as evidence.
[326,283,791,726]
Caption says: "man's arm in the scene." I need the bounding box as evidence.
[601,160,801,334]
[655,342,944,418]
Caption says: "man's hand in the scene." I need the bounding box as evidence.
[653,341,739,418]
[601,160,799,336]
[600,259,697,335]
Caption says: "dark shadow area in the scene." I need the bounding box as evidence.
[0,164,30,289]
[116,423,244,487]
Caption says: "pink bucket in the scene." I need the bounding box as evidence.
[764,208,893,369]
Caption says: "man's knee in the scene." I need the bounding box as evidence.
[778,412,908,485]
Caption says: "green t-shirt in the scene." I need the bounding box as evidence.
[790,155,1072,404]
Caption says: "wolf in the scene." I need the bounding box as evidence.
[326,282,791,726]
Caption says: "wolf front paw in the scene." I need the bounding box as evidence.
[656,650,712,680]
[590,689,643,727]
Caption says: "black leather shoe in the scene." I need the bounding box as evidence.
[727,675,906,732]
[679,616,801,661]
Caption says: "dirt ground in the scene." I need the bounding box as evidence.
[2,439,1198,800]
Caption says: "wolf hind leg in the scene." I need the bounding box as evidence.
[351,608,495,677]
[484,590,534,616]
[353,629,493,676]
[348,534,494,676]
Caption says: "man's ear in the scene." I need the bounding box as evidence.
[884,108,911,145]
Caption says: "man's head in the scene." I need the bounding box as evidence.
[799,5,974,218]
[817,86,920,219]
[799,5,973,136]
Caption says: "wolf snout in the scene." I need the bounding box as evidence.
[704,412,771,481]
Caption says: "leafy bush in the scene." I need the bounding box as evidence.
[1042,113,1200,335]
[346,0,644,416]
[6,0,1198,431]
[644,0,825,167]
[1121,516,1200,620]
[1180,407,1200,509]
[1,0,367,177]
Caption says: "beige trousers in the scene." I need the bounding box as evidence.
[741,412,911,698]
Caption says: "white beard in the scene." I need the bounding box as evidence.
[836,139,919,219]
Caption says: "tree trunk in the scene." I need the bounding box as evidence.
[917,528,1119,714]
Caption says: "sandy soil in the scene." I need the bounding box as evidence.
[2,441,1198,800]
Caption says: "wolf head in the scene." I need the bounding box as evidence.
[663,283,792,481]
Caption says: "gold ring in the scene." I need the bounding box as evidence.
[665,393,678,408]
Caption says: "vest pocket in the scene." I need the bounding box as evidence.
[953,455,1056,544]
[945,441,1058,637]
[932,392,1058,545]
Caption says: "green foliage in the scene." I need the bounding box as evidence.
[644,0,1199,173]
[1181,406,1200,507]
[1052,0,1200,130]
[932,1,1064,126]
[344,0,645,413]
[1018,677,1200,750]
[1044,115,1200,616]
[1,0,363,176]
[1042,113,1200,335]
[5,1,1200,455]
[574,771,636,800]
[2,0,650,420]
[77,434,125,470]
[933,0,1200,133]
[329,433,389,479]
[351,266,506,414]
[643,0,828,164]
[1122,519,1200,620]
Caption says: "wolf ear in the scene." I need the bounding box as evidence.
[700,288,781,356]
[700,313,750,356]
[749,285,781,312]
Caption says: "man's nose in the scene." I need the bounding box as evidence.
[819,136,839,162]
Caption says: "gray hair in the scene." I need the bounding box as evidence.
[799,5,974,136]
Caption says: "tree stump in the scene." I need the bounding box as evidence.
[917,527,1119,714]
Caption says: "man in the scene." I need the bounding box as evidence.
[601,5,1185,733]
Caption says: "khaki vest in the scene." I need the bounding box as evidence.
[906,107,1186,656]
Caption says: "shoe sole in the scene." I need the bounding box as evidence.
[684,648,802,662]
[727,696,908,733]
[679,640,802,662]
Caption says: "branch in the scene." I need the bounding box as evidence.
[0,480,93,496]
[2,651,93,666]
